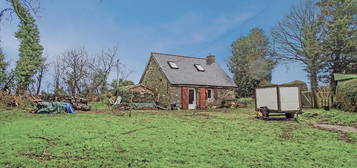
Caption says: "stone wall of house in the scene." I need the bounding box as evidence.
[207,88,236,107]
[140,57,170,107]
[168,86,181,108]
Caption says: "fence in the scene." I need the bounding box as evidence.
[301,89,333,108]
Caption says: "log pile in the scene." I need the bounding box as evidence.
[0,91,90,111]
[0,91,38,107]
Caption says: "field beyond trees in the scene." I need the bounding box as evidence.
[1,107,356,168]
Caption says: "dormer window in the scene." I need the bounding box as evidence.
[194,64,205,72]
[168,61,178,69]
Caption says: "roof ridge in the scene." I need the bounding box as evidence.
[151,52,206,60]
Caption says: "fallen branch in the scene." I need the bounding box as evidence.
[28,136,58,142]
[121,126,156,135]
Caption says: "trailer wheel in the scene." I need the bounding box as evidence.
[259,106,269,120]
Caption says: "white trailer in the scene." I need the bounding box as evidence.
[255,85,302,119]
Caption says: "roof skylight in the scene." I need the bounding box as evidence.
[194,64,205,72]
[168,61,179,69]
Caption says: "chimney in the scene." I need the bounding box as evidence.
[206,55,215,65]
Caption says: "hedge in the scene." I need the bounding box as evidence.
[335,79,357,112]
[283,80,308,91]
[115,87,155,103]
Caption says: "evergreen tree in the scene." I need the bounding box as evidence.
[12,0,43,93]
[228,28,275,97]
[318,0,357,92]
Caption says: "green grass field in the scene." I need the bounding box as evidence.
[0,106,356,168]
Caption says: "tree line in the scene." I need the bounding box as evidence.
[0,0,355,105]
[228,0,356,108]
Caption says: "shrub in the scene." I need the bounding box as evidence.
[237,97,254,107]
[221,97,254,108]
[283,80,308,91]
[89,100,112,110]
[335,79,357,112]
[114,87,155,104]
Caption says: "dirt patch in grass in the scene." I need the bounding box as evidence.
[314,124,357,133]
[22,151,56,161]
[338,132,356,143]
[313,124,357,143]
[279,125,299,140]
[21,152,111,161]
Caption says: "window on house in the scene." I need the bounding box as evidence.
[207,89,213,99]
[168,61,178,69]
[194,64,205,71]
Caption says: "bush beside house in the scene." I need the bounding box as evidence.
[335,78,357,112]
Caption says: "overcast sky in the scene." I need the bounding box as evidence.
[0,0,308,91]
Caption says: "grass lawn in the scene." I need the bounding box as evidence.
[0,106,356,168]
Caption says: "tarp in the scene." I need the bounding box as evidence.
[36,102,75,114]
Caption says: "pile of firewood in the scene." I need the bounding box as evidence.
[0,91,39,107]
[0,91,90,111]
[0,91,19,106]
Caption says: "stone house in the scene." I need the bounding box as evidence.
[140,52,237,110]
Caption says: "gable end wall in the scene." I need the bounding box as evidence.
[140,57,170,107]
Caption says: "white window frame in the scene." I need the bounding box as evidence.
[168,61,179,69]
[194,64,205,71]
[207,89,213,99]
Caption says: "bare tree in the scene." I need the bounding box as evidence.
[272,0,326,108]
[88,47,118,94]
[53,47,132,97]
[60,48,89,97]
[52,58,64,96]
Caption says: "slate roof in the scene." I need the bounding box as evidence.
[143,52,237,87]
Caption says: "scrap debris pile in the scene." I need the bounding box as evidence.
[0,91,90,114]
[220,99,249,108]
[111,84,162,110]
[0,91,23,107]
